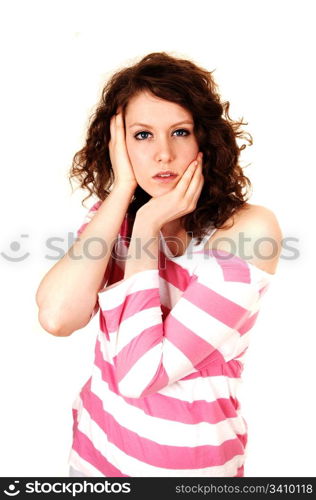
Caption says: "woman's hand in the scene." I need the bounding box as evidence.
[136,152,204,230]
[108,108,138,191]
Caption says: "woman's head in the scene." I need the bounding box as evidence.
[124,90,199,197]
[69,51,253,240]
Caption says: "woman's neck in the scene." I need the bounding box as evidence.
[160,219,193,257]
[160,219,183,238]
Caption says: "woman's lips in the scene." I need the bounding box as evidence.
[152,174,178,183]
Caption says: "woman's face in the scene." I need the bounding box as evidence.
[124,91,199,197]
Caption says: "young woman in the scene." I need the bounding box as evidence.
[36,52,282,477]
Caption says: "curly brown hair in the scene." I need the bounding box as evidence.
[68,51,253,244]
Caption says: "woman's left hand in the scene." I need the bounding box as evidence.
[136,152,204,230]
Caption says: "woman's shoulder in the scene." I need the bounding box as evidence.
[205,203,283,275]
[228,203,282,235]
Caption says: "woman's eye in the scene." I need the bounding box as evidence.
[134,129,190,140]
[174,129,190,137]
[134,131,151,140]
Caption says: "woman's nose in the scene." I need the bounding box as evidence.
[154,137,174,163]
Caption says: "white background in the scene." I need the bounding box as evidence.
[0,0,315,477]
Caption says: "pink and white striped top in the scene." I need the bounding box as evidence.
[68,200,274,477]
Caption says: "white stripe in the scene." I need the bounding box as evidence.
[166,255,269,312]
[234,350,247,366]
[107,306,162,351]
[161,338,196,382]
[248,300,261,316]
[157,374,242,403]
[95,336,242,403]
[91,366,247,446]
[68,449,105,477]
[98,269,159,308]
[195,256,226,281]
[75,402,245,477]
[196,249,274,282]
[159,276,183,309]
[170,298,241,360]
[98,331,113,363]
[117,343,164,398]
[234,330,251,357]
[248,262,276,282]
[197,273,259,311]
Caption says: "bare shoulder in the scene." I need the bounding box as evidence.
[205,203,283,275]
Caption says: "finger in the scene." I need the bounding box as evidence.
[115,110,128,147]
[176,152,203,196]
[175,158,199,197]
[116,109,128,139]
[109,114,117,145]
[184,162,204,201]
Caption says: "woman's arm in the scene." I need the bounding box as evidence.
[35,184,135,337]
[98,244,270,399]
[36,109,138,337]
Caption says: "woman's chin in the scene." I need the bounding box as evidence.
[139,183,173,198]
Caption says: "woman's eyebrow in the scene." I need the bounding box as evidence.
[128,120,194,129]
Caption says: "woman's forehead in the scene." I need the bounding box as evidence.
[125,92,193,125]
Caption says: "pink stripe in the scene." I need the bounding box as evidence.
[96,336,241,385]
[72,409,129,477]
[92,201,102,211]
[212,250,251,283]
[194,350,226,371]
[94,339,240,424]
[259,283,270,297]
[136,394,239,424]
[223,359,243,377]
[99,309,110,341]
[119,289,161,322]
[76,201,102,236]
[182,280,250,329]
[159,258,193,290]
[95,339,120,392]
[101,288,160,333]
[158,248,168,271]
[120,215,130,240]
[107,260,124,287]
[165,314,223,367]
[234,464,244,477]
[102,258,112,286]
[161,303,171,321]
[72,422,244,477]
[140,363,170,398]
[81,383,247,470]
[114,323,163,383]
[238,311,259,334]
[77,222,88,237]
[95,211,132,290]
[195,248,252,283]
[181,358,242,380]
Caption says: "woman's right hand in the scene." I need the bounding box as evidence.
[109,108,138,191]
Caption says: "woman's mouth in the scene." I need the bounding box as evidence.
[152,173,178,183]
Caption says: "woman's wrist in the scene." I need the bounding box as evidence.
[135,207,162,233]
[111,182,136,201]
[124,210,160,279]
